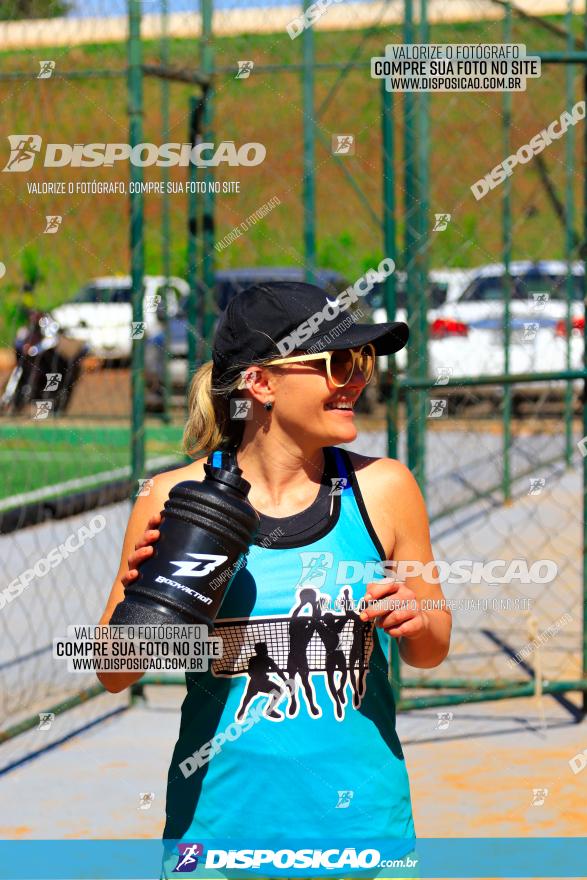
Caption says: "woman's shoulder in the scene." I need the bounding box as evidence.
[338,448,415,488]
[336,450,424,558]
[148,456,208,500]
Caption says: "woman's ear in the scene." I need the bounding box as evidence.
[240,366,275,406]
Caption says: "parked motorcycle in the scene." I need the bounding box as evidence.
[0,310,88,416]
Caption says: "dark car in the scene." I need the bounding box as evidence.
[145,267,375,412]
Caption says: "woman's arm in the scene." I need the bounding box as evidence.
[97,459,206,692]
[357,458,452,669]
[96,481,166,693]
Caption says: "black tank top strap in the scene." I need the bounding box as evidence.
[244,445,344,549]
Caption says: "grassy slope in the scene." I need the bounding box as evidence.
[0,422,185,501]
[0,13,584,342]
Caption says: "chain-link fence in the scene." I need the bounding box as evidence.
[1,0,586,771]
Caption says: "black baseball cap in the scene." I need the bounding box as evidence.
[211,281,409,383]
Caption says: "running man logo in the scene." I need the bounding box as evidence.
[336,790,354,808]
[38,61,55,79]
[530,292,550,311]
[435,711,453,730]
[433,213,451,231]
[332,134,355,155]
[144,294,161,313]
[528,477,546,496]
[523,322,539,341]
[230,399,252,420]
[170,554,228,579]
[3,135,42,172]
[138,792,155,810]
[32,400,53,420]
[43,373,62,391]
[236,60,254,79]
[329,477,348,496]
[434,367,453,386]
[531,788,548,806]
[137,478,154,497]
[298,552,334,589]
[173,843,203,873]
[44,215,62,234]
[428,399,447,418]
[38,712,55,730]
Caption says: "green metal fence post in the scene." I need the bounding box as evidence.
[201,0,216,351]
[403,0,425,490]
[185,95,201,436]
[302,1,317,284]
[417,0,430,501]
[381,78,398,461]
[381,76,401,707]
[128,0,145,499]
[502,1,513,503]
[564,0,576,466]
[160,0,171,424]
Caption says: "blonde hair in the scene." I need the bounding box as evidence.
[184,360,276,458]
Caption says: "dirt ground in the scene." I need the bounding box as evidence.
[0,687,584,880]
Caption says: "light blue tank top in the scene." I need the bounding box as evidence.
[163,446,415,868]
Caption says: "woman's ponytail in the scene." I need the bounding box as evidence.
[182,361,244,458]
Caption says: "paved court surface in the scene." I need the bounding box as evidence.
[3,427,581,745]
[1,427,584,878]
[0,686,585,880]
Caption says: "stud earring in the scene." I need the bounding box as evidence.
[264,401,273,411]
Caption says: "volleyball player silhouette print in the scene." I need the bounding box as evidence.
[216,586,375,723]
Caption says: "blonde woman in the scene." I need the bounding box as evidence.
[98,281,452,879]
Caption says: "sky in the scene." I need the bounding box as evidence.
[67,0,368,16]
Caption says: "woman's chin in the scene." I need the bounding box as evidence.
[325,420,358,444]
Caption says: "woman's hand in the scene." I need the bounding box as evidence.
[359,578,429,640]
[121,512,162,588]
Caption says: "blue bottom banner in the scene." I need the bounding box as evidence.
[0,838,585,879]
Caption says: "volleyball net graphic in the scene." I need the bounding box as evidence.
[212,616,375,676]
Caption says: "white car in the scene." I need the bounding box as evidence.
[370,267,475,375]
[51,275,189,362]
[427,261,584,396]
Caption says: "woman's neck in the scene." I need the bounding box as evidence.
[235,435,325,514]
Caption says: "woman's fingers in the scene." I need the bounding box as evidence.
[134,528,160,551]
[383,615,427,639]
[363,579,402,601]
[373,604,417,629]
[127,544,154,571]
[121,569,139,587]
[360,593,417,622]
[125,518,161,584]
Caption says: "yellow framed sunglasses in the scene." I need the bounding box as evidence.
[264,343,376,388]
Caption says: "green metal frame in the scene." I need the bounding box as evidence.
[128,0,145,501]
[127,0,587,713]
[302,0,317,285]
[6,1,587,745]
[159,0,172,425]
[390,0,587,712]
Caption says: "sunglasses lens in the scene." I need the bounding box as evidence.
[329,350,354,386]
[359,348,375,382]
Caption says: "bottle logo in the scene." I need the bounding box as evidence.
[170,553,228,578]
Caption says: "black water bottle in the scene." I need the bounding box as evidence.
[110,451,259,628]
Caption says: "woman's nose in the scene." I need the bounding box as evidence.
[347,364,367,388]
